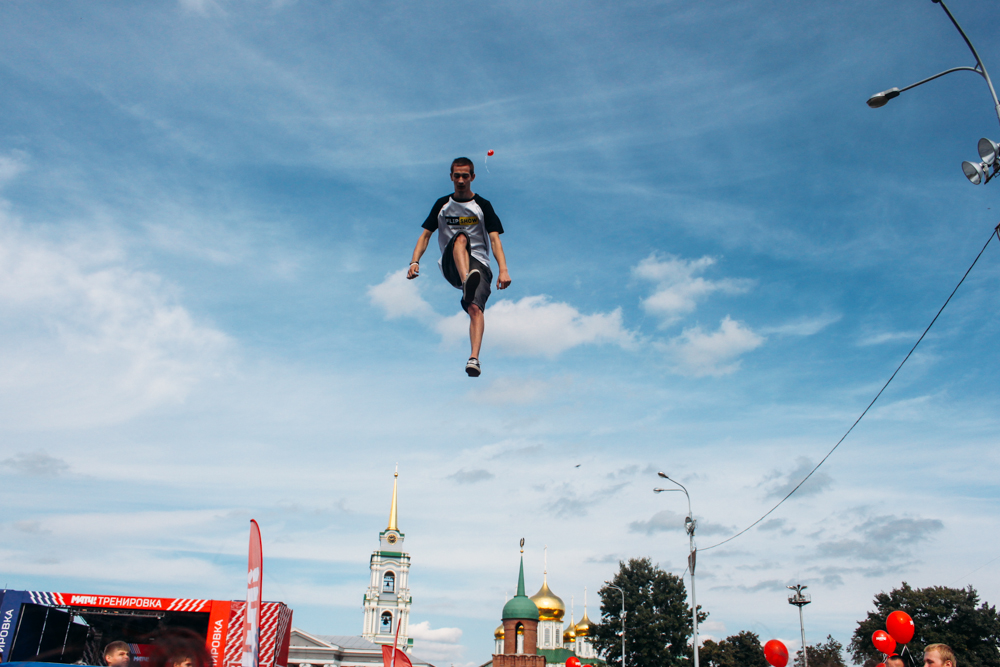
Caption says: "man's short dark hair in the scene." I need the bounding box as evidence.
[104,642,130,657]
[451,157,475,174]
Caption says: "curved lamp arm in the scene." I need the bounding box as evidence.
[867,0,1000,128]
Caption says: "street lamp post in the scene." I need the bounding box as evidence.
[607,584,626,667]
[787,585,812,667]
[654,472,698,667]
[866,0,1000,185]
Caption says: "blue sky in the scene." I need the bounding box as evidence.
[2,0,1000,664]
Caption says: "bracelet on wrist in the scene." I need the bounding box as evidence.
[410,261,419,265]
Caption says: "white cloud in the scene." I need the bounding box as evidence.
[761,313,841,336]
[467,376,559,405]
[633,254,752,326]
[367,272,635,358]
[859,330,920,346]
[761,457,832,499]
[0,150,28,185]
[178,0,222,15]
[0,215,231,428]
[663,316,764,377]
[2,451,70,477]
[437,296,634,358]
[408,621,465,663]
[367,269,439,323]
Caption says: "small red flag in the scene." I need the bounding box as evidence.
[381,646,412,667]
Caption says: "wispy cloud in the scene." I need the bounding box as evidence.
[762,457,832,499]
[761,313,841,336]
[0,150,28,185]
[447,469,495,484]
[467,376,559,406]
[0,215,231,428]
[628,510,734,536]
[661,316,764,377]
[2,451,70,477]
[859,330,921,346]
[816,514,944,562]
[633,254,752,327]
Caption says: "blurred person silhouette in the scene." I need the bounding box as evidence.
[149,629,211,667]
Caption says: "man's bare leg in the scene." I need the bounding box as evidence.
[469,304,484,360]
[452,234,470,282]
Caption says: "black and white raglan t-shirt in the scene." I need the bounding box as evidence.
[422,194,504,270]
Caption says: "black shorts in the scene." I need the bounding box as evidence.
[442,233,493,313]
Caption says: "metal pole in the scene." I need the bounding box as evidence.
[934,0,1000,127]
[867,0,1000,130]
[798,605,807,667]
[787,585,811,667]
[689,524,698,667]
[608,584,626,667]
[655,473,697,667]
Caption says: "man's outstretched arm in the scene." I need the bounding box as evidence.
[408,229,433,279]
[489,231,511,289]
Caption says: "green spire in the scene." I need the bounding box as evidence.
[502,540,539,621]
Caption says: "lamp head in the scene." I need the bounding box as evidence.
[867,88,901,108]
[657,471,669,479]
[978,138,999,165]
[962,160,988,185]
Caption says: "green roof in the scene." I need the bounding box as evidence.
[501,555,539,620]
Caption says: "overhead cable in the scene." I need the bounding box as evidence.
[701,224,1000,552]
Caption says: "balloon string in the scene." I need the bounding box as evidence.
[702,225,999,552]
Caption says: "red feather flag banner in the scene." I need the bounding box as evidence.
[381,645,412,667]
[241,520,263,667]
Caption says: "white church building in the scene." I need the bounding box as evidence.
[287,472,435,667]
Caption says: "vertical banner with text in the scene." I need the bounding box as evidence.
[241,520,263,667]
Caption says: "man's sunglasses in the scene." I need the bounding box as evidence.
[451,172,473,179]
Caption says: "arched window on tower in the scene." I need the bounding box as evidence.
[383,571,395,593]
[381,611,393,632]
[515,623,524,654]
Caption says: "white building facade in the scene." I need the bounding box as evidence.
[361,471,413,652]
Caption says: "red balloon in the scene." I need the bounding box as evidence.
[872,630,897,655]
[566,657,581,667]
[764,640,789,667]
[886,611,915,644]
[877,663,886,667]
[487,150,494,156]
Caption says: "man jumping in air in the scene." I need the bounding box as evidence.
[407,157,511,377]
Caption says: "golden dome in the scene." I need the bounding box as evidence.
[494,624,505,640]
[563,626,576,643]
[574,610,592,637]
[530,577,566,622]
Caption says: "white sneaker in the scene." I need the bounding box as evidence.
[462,269,481,305]
[465,357,481,377]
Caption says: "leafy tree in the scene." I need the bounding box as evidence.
[590,557,706,667]
[701,631,768,667]
[794,635,846,667]
[849,583,1000,667]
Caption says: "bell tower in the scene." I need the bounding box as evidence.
[362,469,413,652]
